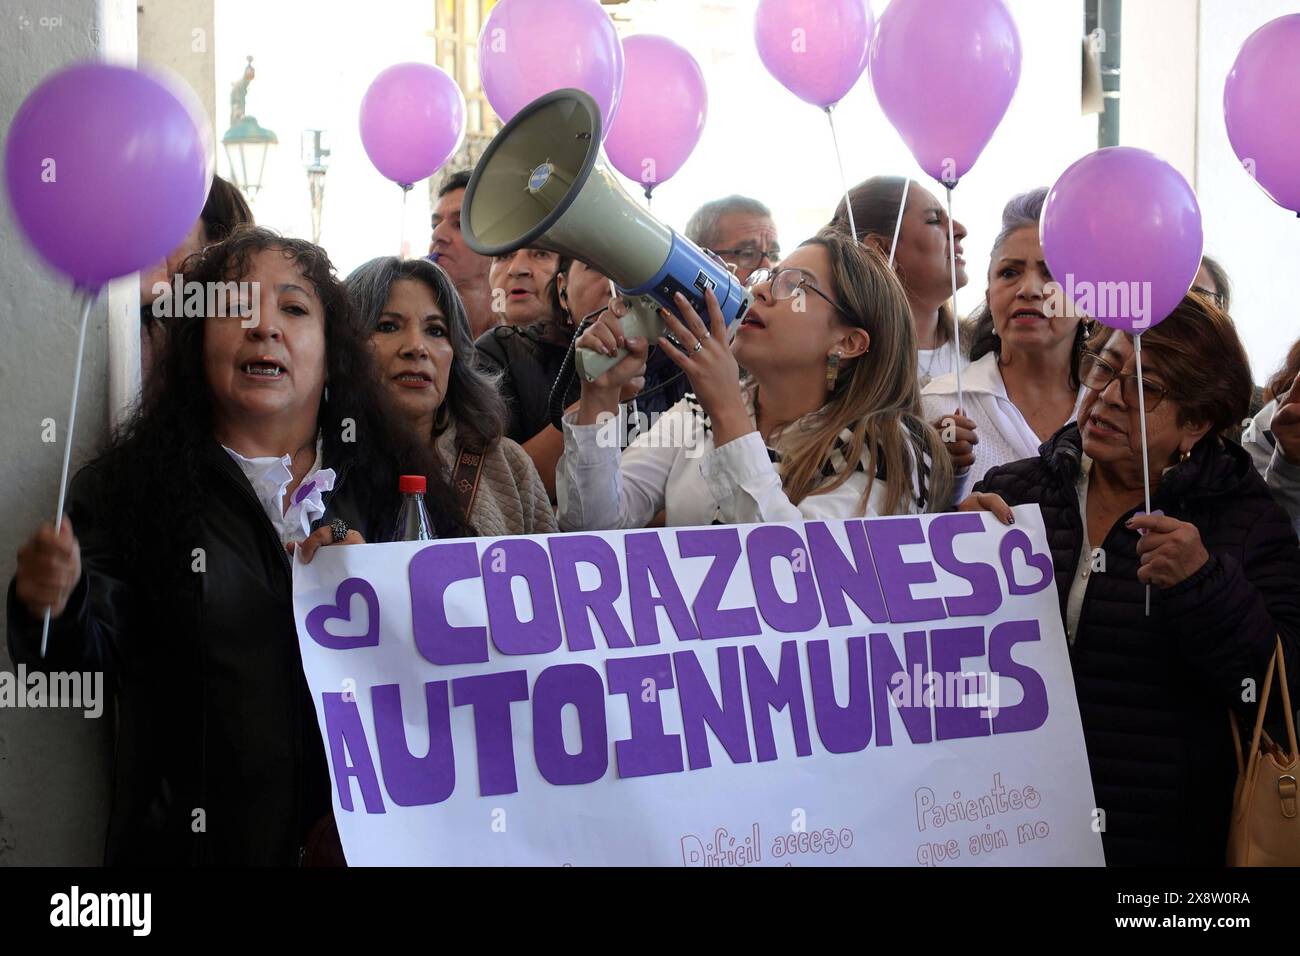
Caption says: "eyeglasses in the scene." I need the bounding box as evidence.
[711,246,781,271]
[1078,350,1169,412]
[1190,286,1225,309]
[746,267,857,324]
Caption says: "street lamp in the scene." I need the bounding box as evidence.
[222,56,278,199]
[301,129,330,245]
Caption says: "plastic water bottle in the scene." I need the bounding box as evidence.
[393,475,435,541]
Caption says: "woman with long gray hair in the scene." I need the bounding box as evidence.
[346,257,556,536]
[923,188,1092,496]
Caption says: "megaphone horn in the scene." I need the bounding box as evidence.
[462,88,751,382]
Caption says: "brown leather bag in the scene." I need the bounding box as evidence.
[1226,637,1299,866]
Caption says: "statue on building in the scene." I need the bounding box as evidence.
[230,56,255,125]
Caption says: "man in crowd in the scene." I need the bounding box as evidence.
[684,194,780,285]
[429,169,498,339]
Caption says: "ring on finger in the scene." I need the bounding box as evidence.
[691,339,704,354]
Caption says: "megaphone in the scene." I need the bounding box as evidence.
[462,88,751,383]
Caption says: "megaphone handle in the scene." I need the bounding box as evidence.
[574,305,665,384]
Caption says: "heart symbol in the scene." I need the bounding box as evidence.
[998,529,1054,596]
[305,577,381,650]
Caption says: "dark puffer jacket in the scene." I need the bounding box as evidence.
[974,424,1300,866]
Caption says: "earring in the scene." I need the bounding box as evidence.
[825,351,841,392]
[323,384,330,404]
[1179,447,1191,463]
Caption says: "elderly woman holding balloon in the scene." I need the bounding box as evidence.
[961,148,1300,866]
[965,300,1300,866]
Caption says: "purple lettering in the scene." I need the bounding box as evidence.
[743,641,813,761]
[929,513,1003,617]
[625,532,699,644]
[806,636,872,754]
[676,528,761,640]
[929,626,992,741]
[672,647,752,769]
[747,525,821,632]
[869,631,933,746]
[371,682,455,806]
[865,517,947,623]
[531,663,609,785]
[806,521,888,626]
[606,655,684,777]
[409,542,486,665]
[989,619,1050,733]
[482,539,562,656]
[322,692,386,813]
[547,535,634,651]
[451,671,529,796]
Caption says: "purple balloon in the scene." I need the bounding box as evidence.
[478,0,624,134]
[3,63,212,289]
[1224,14,1300,214]
[604,36,707,197]
[360,63,466,187]
[1041,147,1204,334]
[871,0,1021,187]
[754,0,872,109]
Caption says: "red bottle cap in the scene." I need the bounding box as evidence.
[399,475,427,494]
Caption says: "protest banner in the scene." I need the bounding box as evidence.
[292,506,1105,866]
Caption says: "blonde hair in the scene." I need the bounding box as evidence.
[761,229,953,514]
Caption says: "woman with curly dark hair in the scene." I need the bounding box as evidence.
[346,256,555,535]
[8,227,466,866]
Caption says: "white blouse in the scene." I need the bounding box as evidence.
[223,436,336,546]
[922,352,1085,502]
[556,394,931,530]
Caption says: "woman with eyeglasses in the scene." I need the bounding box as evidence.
[960,295,1300,866]
[830,176,971,388]
[923,189,1090,499]
[555,229,952,530]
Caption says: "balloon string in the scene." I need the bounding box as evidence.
[399,183,412,258]
[889,178,910,268]
[1135,334,1153,617]
[825,106,856,241]
[945,185,964,411]
[41,289,96,659]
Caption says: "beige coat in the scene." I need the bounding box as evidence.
[436,423,557,537]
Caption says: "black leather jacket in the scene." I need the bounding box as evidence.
[7,439,383,866]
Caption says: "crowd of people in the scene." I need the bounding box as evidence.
[8,169,1300,867]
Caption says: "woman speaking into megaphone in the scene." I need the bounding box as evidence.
[556,229,952,530]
